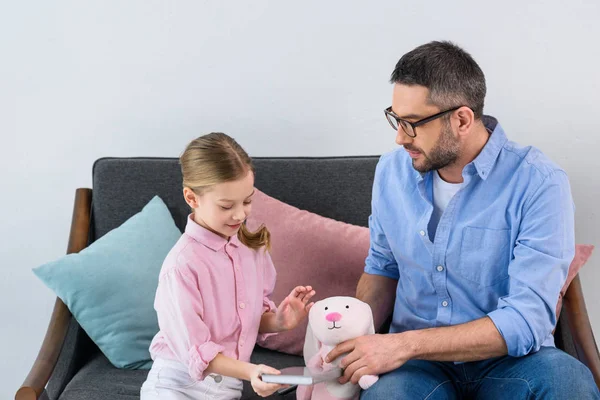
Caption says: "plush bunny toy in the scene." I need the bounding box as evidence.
[296,296,379,400]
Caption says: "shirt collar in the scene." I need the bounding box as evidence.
[184,214,240,252]
[412,115,507,183]
[470,115,508,180]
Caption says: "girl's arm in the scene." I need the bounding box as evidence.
[205,354,285,397]
[204,353,255,380]
[258,286,316,334]
[258,251,315,334]
[259,311,284,334]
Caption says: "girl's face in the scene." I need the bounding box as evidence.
[184,170,255,239]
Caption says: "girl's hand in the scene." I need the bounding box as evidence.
[275,285,316,331]
[250,364,286,397]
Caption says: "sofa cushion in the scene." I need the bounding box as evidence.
[58,353,148,400]
[246,190,370,356]
[58,348,302,400]
[34,196,181,369]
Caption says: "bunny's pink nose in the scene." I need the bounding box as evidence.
[326,312,342,322]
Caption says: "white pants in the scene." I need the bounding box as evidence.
[140,358,243,400]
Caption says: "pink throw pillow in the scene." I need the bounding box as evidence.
[555,244,595,320]
[246,190,370,356]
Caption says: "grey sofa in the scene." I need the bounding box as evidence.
[17,156,600,400]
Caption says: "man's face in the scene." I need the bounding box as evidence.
[391,84,461,173]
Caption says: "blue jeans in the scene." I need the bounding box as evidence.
[360,347,599,399]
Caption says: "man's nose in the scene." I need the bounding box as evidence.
[395,127,411,146]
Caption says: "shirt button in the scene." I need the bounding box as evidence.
[419,230,426,236]
[437,265,444,272]
[442,301,449,307]
[239,302,246,309]
[240,339,244,347]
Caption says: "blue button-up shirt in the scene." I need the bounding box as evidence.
[365,116,575,357]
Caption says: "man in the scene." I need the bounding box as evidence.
[326,41,599,399]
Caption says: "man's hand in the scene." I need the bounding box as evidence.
[275,285,315,331]
[325,318,508,385]
[325,333,411,385]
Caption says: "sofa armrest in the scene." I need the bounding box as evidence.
[563,273,600,388]
[16,188,92,400]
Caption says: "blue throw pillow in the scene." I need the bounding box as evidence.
[33,195,181,369]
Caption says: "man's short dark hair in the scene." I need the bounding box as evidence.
[390,41,486,119]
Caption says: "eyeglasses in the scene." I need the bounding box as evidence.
[384,106,463,138]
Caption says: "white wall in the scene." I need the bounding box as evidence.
[2,1,599,398]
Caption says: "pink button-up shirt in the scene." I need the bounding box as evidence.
[149,215,277,380]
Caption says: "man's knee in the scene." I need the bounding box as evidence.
[360,361,457,400]
[525,348,599,399]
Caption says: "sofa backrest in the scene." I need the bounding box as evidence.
[87,156,576,360]
[91,157,379,240]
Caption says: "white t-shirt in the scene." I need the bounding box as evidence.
[428,170,462,241]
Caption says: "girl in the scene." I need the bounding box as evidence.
[141,132,316,399]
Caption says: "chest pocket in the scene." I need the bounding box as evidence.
[458,226,511,287]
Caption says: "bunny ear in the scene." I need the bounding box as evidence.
[367,304,376,335]
[303,321,321,362]
[368,319,376,335]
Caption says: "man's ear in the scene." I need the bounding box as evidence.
[455,106,475,138]
[183,187,199,208]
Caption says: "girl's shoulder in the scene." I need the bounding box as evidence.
[160,234,221,276]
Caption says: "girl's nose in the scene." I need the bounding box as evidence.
[326,312,342,322]
[233,210,246,221]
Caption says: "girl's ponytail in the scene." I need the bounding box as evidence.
[238,222,271,251]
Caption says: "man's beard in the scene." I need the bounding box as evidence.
[406,122,460,173]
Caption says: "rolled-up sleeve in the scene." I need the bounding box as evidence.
[155,268,224,380]
[364,158,400,279]
[488,171,574,357]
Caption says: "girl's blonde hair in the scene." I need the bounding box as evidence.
[179,132,270,251]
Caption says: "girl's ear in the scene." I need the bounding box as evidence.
[183,187,199,208]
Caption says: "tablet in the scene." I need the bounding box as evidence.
[261,366,343,386]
